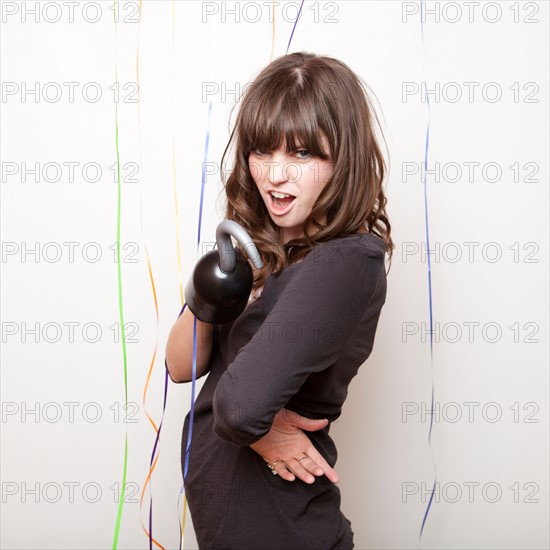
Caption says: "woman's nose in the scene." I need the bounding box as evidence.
[265,154,288,185]
[267,150,305,185]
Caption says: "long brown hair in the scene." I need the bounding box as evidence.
[221,52,394,290]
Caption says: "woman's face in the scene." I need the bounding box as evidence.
[248,137,334,244]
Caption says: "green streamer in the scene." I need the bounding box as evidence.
[112,0,129,547]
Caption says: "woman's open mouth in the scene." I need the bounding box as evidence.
[269,191,296,214]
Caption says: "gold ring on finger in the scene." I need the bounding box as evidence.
[267,460,280,475]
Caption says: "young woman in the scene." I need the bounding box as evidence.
[166,52,393,550]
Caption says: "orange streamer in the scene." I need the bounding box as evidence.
[135,0,166,548]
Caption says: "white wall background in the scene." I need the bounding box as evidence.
[1,1,548,549]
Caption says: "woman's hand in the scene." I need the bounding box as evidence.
[249,408,339,484]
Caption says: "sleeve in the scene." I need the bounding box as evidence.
[212,239,386,446]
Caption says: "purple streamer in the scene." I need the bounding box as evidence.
[285,0,305,54]
[147,363,170,550]
[419,0,437,545]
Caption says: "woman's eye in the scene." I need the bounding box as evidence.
[296,149,311,159]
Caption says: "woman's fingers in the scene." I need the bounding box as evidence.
[304,446,339,484]
[265,456,325,484]
[270,461,296,482]
[268,455,337,485]
[299,455,325,477]
[274,458,315,484]
[290,456,322,484]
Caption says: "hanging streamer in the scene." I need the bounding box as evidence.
[171,3,214,548]
[418,0,437,545]
[178,67,215,550]
[182,314,199,482]
[112,1,129,547]
[269,0,276,61]
[141,370,170,550]
[171,0,185,307]
[285,0,305,54]
[176,12,218,549]
[134,2,168,549]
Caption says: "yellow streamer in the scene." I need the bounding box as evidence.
[269,0,276,62]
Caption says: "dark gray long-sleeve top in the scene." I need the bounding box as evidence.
[178,232,387,550]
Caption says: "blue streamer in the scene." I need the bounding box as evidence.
[285,0,305,54]
[418,0,437,545]
[182,98,212,482]
[183,316,198,480]
[197,101,213,246]
[177,98,213,550]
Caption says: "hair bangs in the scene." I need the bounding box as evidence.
[239,81,332,160]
